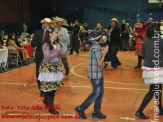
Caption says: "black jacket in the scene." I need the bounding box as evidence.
[142,38,163,68]
[79,32,88,41]
[107,25,121,46]
[31,29,49,62]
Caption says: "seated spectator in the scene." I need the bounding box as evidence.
[26,35,32,44]
[7,33,29,61]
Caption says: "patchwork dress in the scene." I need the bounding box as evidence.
[38,44,64,92]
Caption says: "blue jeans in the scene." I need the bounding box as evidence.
[79,78,104,113]
[82,40,92,52]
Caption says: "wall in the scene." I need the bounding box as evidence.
[83,0,163,29]
[0,0,30,33]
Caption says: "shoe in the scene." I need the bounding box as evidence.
[75,106,87,119]
[135,111,149,119]
[134,65,141,68]
[65,70,69,75]
[111,66,117,69]
[75,54,79,56]
[40,92,45,97]
[117,63,121,67]
[92,112,107,119]
[103,64,108,69]
[158,110,163,115]
[49,109,59,114]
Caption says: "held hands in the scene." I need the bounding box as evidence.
[102,46,109,56]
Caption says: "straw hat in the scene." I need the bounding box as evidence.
[148,18,153,21]
[52,16,69,27]
[110,18,119,23]
[40,18,52,24]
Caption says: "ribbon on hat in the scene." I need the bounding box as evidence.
[44,28,52,32]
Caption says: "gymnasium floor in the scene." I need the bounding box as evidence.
[0,51,163,122]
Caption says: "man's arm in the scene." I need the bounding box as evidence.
[58,28,70,43]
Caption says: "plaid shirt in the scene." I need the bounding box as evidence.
[87,41,103,79]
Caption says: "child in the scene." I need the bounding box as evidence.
[38,29,66,114]
[75,28,108,119]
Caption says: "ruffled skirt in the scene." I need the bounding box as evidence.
[142,66,163,85]
[38,61,63,92]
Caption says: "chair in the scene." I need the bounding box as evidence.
[7,46,23,67]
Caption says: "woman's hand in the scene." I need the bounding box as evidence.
[56,43,61,50]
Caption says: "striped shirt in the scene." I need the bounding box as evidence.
[87,41,103,79]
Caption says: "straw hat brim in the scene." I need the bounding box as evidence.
[40,18,52,23]
[110,18,119,23]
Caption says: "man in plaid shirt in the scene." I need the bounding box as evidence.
[75,28,108,119]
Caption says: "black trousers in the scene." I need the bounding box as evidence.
[137,55,143,67]
[70,41,79,54]
[61,57,69,73]
[44,90,55,107]
[137,84,163,113]
[109,45,121,68]
[36,60,42,91]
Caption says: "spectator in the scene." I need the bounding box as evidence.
[134,21,147,68]
[121,27,129,51]
[7,33,29,62]
[79,28,92,52]
[70,19,80,55]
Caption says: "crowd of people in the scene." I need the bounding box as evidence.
[0,16,163,120]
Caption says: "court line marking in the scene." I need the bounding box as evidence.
[71,62,147,86]
[120,117,135,120]
[0,83,148,91]
[0,64,34,75]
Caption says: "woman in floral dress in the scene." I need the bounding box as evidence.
[38,29,66,114]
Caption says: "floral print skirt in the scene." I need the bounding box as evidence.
[38,61,63,92]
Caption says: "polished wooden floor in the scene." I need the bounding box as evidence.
[0,51,163,122]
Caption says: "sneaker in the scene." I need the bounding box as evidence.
[75,106,87,119]
[92,112,107,119]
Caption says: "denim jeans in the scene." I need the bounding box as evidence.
[82,40,92,52]
[79,78,104,113]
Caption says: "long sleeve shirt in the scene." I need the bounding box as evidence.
[55,27,70,52]
[42,43,66,63]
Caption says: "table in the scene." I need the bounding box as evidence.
[0,46,8,70]
[22,44,33,58]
